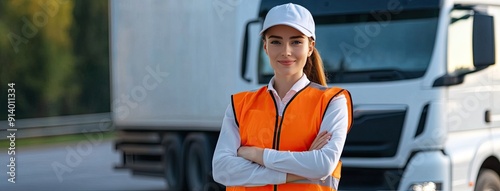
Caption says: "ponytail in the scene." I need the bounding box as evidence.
[304,47,328,86]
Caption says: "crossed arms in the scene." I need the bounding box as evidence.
[212,96,348,186]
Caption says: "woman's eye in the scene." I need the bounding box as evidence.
[270,41,281,45]
[292,40,302,45]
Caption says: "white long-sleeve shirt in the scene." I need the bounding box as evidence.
[212,75,348,186]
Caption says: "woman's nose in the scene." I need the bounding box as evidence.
[281,43,291,57]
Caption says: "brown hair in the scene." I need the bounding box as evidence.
[304,45,328,86]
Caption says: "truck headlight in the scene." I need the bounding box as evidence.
[409,182,442,191]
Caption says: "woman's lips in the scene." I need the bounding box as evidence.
[278,60,294,65]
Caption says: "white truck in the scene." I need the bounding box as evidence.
[110,0,500,190]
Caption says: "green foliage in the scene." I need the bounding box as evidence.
[71,0,110,114]
[0,0,109,119]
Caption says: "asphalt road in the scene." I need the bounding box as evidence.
[0,139,167,191]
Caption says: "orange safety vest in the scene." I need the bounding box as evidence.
[228,82,353,191]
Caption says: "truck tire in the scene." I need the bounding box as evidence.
[475,169,500,191]
[184,133,221,191]
[162,134,186,191]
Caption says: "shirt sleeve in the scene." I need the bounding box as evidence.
[212,104,287,186]
[262,95,348,180]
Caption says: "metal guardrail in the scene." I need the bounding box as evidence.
[0,113,112,139]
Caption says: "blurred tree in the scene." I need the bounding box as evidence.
[70,0,110,114]
[1,0,77,119]
[0,0,109,119]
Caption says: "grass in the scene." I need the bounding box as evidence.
[0,131,116,149]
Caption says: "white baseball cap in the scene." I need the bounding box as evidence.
[260,3,316,40]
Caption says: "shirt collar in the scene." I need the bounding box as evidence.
[267,74,310,93]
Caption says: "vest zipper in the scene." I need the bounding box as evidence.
[270,83,310,150]
[269,91,280,151]
[268,84,310,191]
[269,91,280,191]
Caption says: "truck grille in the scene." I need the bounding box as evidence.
[339,167,404,190]
[343,106,407,158]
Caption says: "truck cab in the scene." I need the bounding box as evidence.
[246,0,500,190]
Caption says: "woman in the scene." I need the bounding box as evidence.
[212,3,353,191]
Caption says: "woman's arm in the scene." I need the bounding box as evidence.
[238,96,348,180]
[238,131,332,166]
[239,131,333,182]
[212,104,287,186]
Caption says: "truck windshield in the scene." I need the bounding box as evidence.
[258,9,440,83]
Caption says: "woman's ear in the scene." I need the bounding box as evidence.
[308,40,315,57]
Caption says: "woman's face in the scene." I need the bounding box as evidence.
[264,25,314,79]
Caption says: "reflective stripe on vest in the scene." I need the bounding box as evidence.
[229,83,353,191]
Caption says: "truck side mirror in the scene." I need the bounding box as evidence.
[473,12,495,67]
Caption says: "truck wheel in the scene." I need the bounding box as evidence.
[184,133,220,191]
[475,169,500,191]
[162,134,185,191]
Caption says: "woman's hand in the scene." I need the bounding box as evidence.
[309,131,332,151]
[238,146,265,166]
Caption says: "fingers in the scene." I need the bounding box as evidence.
[309,131,332,151]
[237,146,265,165]
[312,131,328,147]
[309,138,321,151]
[237,146,249,158]
[312,136,330,150]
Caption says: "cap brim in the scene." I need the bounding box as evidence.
[260,22,314,39]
